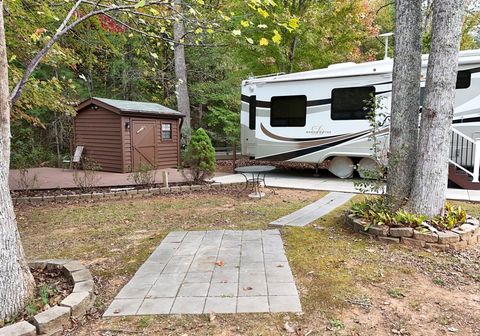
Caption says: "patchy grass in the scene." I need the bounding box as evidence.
[15,189,480,336]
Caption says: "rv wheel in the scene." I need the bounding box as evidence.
[357,157,381,179]
[328,156,354,179]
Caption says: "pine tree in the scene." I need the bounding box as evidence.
[183,128,216,183]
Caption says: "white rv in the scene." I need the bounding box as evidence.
[240,49,480,184]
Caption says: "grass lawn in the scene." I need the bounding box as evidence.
[16,189,480,336]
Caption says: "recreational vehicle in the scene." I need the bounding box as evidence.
[240,49,480,188]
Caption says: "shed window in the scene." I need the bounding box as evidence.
[162,123,172,139]
[331,86,375,120]
[270,95,307,127]
[456,70,471,89]
[249,95,256,130]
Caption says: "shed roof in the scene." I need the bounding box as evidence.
[77,97,185,118]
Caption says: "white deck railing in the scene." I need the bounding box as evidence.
[449,128,480,183]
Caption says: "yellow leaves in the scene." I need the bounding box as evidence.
[246,37,254,44]
[241,20,250,28]
[257,24,268,29]
[272,29,281,44]
[259,37,269,46]
[194,27,203,34]
[196,0,205,4]
[257,7,269,18]
[31,28,46,42]
[188,8,196,15]
[150,52,159,59]
[149,8,160,16]
[288,18,299,29]
[232,29,242,36]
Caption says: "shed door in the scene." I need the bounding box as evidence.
[132,120,156,170]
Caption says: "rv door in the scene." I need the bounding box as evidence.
[241,95,257,157]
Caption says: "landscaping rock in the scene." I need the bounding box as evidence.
[0,321,36,336]
[452,224,476,241]
[62,260,85,273]
[413,230,439,243]
[45,259,69,271]
[425,243,450,252]
[60,292,94,318]
[377,236,400,244]
[450,240,468,251]
[368,225,389,236]
[466,217,479,226]
[401,237,425,248]
[352,219,366,233]
[389,227,414,238]
[437,231,460,244]
[72,279,94,294]
[33,306,71,335]
[70,269,93,283]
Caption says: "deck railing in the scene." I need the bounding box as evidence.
[449,128,480,183]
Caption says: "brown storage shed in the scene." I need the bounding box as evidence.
[75,97,184,173]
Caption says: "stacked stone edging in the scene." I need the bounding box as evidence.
[12,182,244,204]
[344,213,480,251]
[0,260,95,336]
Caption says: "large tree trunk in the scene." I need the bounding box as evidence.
[408,0,466,217]
[0,2,35,320]
[386,0,423,208]
[173,0,191,129]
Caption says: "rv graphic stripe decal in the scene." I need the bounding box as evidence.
[453,116,480,124]
[260,123,359,142]
[241,90,392,109]
[257,133,368,161]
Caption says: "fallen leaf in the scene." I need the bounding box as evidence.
[215,260,225,267]
[284,321,295,333]
[243,286,253,291]
[113,308,120,314]
[209,312,216,322]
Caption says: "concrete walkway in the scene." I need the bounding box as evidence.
[104,230,301,316]
[9,167,231,191]
[270,192,354,227]
[213,173,480,202]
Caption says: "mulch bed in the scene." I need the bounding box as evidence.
[3,267,73,327]
[217,158,330,173]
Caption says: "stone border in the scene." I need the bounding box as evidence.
[12,182,244,204]
[344,213,480,251]
[0,260,95,336]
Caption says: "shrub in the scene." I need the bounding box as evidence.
[72,157,100,192]
[129,163,157,187]
[181,128,216,183]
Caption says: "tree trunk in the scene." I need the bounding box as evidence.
[0,2,35,320]
[386,0,423,208]
[408,0,466,217]
[173,0,191,129]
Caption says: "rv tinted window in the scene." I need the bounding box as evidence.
[249,95,256,130]
[270,95,307,127]
[331,86,375,120]
[456,70,471,89]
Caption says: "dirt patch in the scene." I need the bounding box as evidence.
[3,267,73,327]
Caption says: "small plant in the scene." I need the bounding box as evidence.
[350,197,468,231]
[137,316,152,328]
[354,96,388,194]
[15,167,39,191]
[129,162,157,187]
[38,284,56,306]
[329,319,344,330]
[387,288,405,298]
[180,128,216,184]
[72,157,100,191]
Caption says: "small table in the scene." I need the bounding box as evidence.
[234,165,276,199]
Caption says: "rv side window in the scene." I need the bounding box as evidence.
[270,95,307,127]
[456,70,471,89]
[249,95,256,130]
[331,86,375,120]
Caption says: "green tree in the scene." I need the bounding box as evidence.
[182,128,216,183]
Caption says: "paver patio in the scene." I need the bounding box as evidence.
[103,230,302,316]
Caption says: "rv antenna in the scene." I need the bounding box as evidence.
[379,32,393,60]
